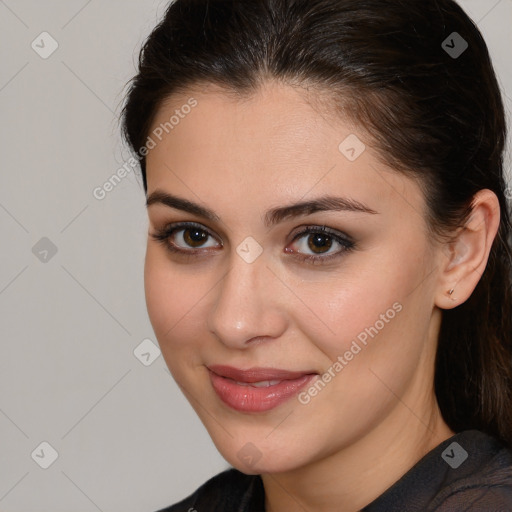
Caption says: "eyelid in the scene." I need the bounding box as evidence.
[289,224,353,243]
[286,225,355,262]
[150,221,355,262]
[150,221,222,253]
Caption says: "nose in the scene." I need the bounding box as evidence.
[206,247,288,349]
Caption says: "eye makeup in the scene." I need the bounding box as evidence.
[149,221,356,265]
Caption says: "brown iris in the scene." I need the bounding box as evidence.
[308,233,333,254]
[183,228,209,248]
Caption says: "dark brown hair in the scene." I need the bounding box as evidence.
[121,0,512,447]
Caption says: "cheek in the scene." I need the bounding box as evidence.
[144,247,174,335]
[144,247,205,352]
[294,265,399,357]
[295,245,430,378]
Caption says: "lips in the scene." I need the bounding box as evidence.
[208,365,317,412]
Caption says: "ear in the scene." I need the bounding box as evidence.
[435,189,501,310]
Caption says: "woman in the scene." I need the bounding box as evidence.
[121,0,512,510]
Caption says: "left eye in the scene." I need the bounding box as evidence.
[288,228,354,258]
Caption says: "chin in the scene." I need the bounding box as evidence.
[226,451,304,475]
[206,429,315,475]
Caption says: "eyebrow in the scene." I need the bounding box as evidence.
[146,189,378,228]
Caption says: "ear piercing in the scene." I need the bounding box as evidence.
[448,288,456,301]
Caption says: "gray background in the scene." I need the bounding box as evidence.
[0,1,511,511]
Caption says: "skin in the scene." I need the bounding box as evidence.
[144,79,500,512]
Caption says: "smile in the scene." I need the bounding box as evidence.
[208,365,318,412]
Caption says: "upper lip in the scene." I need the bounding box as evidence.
[208,365,317,383]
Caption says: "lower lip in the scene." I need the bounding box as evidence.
[209,371,316,412]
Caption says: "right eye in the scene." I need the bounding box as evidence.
[150,222,222,254]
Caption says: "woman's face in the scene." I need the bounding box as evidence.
[144,80,446,474]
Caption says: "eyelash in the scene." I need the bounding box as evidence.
[149,221,355,265]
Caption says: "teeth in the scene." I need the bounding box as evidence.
[235,380,282,387]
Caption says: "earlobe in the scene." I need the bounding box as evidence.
[435,189,501,310]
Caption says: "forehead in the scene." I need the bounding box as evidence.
[145,80,427,225]
[148,80,338,161]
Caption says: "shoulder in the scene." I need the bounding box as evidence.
[429,431,512,511]
[363,430,512,512]
[155,468,263,512]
